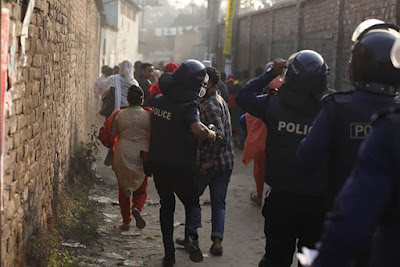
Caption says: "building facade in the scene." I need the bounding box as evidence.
[100,0,142,68]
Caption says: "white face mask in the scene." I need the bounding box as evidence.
[198,74,209,97]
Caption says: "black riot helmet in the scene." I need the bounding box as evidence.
[282,50,328,97]
[159,59,207,102]
[350,19,400,94]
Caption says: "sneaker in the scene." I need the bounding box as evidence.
[132,208,146,229]
[162,254,175,267]
[186,236,203,262]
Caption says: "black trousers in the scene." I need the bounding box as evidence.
[259,189,326,267]
[153,166,201,255]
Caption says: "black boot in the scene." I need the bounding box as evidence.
[186,236,203,262]
[162,254,175,267]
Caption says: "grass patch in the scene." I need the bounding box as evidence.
[28,126,102,266]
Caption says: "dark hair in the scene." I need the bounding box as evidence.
[127,85,144,106]
[102,65,113,77]
[134,61,142,70]
[101,65,109,74]
[141,63,153,71]
[206,67,221,87]
[221,72,227,82]
[113,66,120,75]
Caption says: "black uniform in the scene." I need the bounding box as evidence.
[297,85,398,208]
[149,95,201,256]
[236,72,326,267]
[313,106,400,267]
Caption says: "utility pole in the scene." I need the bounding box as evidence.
[207,0,221,67]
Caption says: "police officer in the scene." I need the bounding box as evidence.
[297,20,400,210]
[148,60,216,267]
[311,105,400,267]
[235,50,329,267]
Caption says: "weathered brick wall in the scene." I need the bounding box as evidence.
[232,0,399,89]
[337,0,398,89]
[1,0,102,266]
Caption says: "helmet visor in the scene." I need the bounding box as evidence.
[280,52,298,82]
[391,38,400,69]
[351,19,385,42]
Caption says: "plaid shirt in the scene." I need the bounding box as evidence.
[199,93,234,170]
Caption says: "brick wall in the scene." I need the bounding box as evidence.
[230,0,399,89]
[1,0,102,265]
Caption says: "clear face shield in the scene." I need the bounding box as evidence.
[279,52,298,82]
[351,19,400,70]
[391,38,400,69]
[351,19,385,42]
[198,73,209,98]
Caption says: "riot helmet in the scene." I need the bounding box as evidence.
[282,50,328,97]
[350,19,400,94]
[159,59,207,102]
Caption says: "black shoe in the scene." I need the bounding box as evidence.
[162,254,175,267]
[175,237,189,252]
[175,237,187,246]
[186,236,203,262]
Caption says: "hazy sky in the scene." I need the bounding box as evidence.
[168,0,207,9]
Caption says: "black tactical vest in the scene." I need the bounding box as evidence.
[264,95,325,196]
[149,96,198,169]
[323,90,397,207]
[368,107,400,267]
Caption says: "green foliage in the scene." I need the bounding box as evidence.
[84,124,100,166]
[57,180,102,245]
[30,230,73,267]
[28,126,103,266]
[71,124,99,180]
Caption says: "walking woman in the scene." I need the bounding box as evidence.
[109,85,151,230]
[112,60,140,111]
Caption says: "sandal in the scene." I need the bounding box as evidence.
[132,208,146,229]
[250,192,262,207]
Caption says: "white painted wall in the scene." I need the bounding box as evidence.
[100,0,142,69]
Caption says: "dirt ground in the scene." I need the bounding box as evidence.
[75,147,298,267]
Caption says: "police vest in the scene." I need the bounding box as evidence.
[322,90,397,206]
[368,107,400,267]
[264,95,325,196]
[149,96,197,168]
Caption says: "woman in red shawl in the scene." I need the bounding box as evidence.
[243,76,283,206]
[148,62,178,100]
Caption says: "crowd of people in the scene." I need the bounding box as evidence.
[94,19,400,267]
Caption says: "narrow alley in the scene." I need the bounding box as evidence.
[1,0,400,266]
[77,146,271,267]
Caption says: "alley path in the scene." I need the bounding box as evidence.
[77,147,298,267]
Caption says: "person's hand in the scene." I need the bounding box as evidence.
[200,161,214,174]
[208,130,217,142]
[273,58,287,76]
